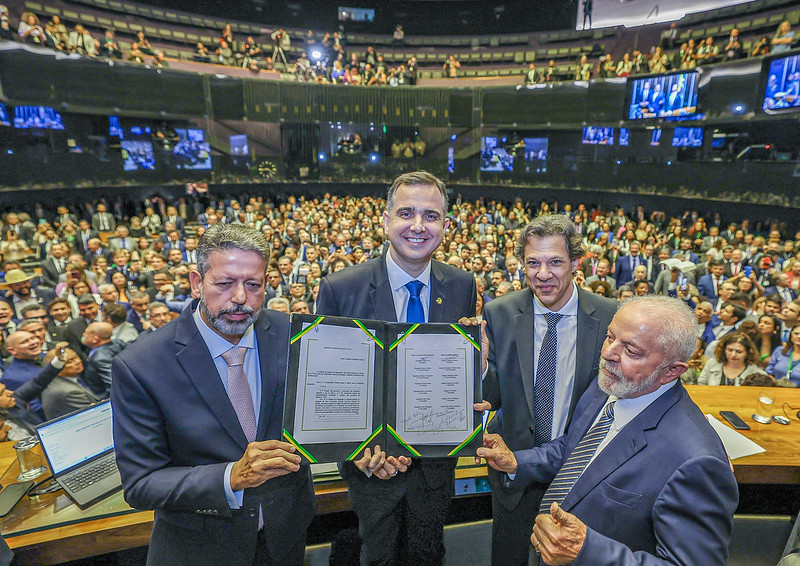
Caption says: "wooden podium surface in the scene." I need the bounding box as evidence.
[3,384,800,564]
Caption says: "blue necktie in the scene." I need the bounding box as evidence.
[534,312,563,447]
[539,401,616,513]
[405,280,425,323]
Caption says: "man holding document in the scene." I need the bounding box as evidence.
[477,296,738,566]
[316,171,477,566]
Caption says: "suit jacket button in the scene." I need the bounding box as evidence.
[529,426,535,433]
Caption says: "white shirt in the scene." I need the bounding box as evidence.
[193,307,260,509]
[385,251,432,323]
[533,282,579,440]
[589,380,677,468]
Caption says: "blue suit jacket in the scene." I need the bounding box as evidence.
[514,381,738,565]
[111,304,316,566]
[697,273,724,302]
[614,254,642,286]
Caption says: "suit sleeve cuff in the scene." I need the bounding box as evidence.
[224,462,244,509]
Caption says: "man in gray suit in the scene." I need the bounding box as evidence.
[480,215,616,565]
[39,345,100,419]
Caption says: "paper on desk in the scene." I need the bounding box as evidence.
[705,414,766,460]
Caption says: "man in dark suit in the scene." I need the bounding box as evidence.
[163,205,186,235]
[112,224,316,566]
[316,171,477,566]
[614,241,643,286]
[0,269,57,320]
[74,220,98,255]
[65,294,103,354]
[80,321,127,398]
[478,296,737,566]
[40,242,70,288]
[479,214,616,565]
[697,259,727,302]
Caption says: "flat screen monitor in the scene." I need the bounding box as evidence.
[173,128,212,170]
[480,136,513,172]
[109,116,123,138]
[230,134,249,156]
[711,136,727,149]
[672,126,703,147]
[619,127,630,146]
[627,71,699,120]
[523,137,548,173]
[762,52,800,114]
[121,140,155,171]
[13,105,65,130]
[338,6,375,22]
[577,0,755,30]
[650,129,662,146]
[0,102,10,127]
[582,126,614,145]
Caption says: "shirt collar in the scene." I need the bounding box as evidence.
[385,250,432,292]
[533,281,579,317]
[608,379,677,432]
[193,304,256,359]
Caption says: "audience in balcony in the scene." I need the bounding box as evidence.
[443,54,461,78]
[101,29,122,59]
[772,21,794,54]
[17,12,44,44]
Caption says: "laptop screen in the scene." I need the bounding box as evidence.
[37,401,115,475]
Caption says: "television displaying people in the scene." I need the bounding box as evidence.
[628,72,698,119]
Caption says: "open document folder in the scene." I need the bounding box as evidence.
[283,314,484,464]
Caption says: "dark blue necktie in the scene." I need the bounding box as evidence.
[405,280,425,323]
[534,312,563,447]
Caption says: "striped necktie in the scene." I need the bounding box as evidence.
[539,401,616,513]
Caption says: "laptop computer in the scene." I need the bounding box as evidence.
[36,400,122,509]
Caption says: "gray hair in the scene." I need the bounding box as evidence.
[618,295,696,363]
[97,283,116,295]
[386,171,448,215]
[515,215,584,261]
[266,297,290,310]
[196,224,271,278]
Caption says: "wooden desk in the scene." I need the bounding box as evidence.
[686,385,800,484]
[0,444,485,565]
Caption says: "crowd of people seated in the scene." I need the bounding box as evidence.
[0,187,799,440]
[524,20,796,84]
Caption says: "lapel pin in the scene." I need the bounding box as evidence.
[436,297,443,304]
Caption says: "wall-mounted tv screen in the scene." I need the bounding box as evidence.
[0,102,10,127]
[173,128,212,170]
[582,126,614,145]
[109,116,123,138]
[627,71,699,120]
[121,140,155,171]
[523,137,548,173]
[762,52,800,114]
[672,126,703,147]
[13,105,65,130]
[619,127,630,146]
[650,129,662,146]
[480,136,513,172]
[338,6,375,22]
[230,134,249,155]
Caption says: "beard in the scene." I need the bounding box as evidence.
[598,357,664,399]
[199,292,258,336]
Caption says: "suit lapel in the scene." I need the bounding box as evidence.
[255,315,278,441]
[562,382,684,512]
[369,257,398,322]
[429,262,447,323]
[174,306,249,450]
[574,290,600,413]
[514,290,536,420]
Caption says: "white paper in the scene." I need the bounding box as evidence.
[395,333,474,445]
[705,414,766,460]
[293,323,375,444]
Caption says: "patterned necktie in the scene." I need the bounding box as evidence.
[533,313,563,447]
[405,280,425,323]
[539,401,616,513]
[221,346,257,443]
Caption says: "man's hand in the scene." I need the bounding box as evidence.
[475,433,517,473]
[473,400,492,412]
[532,503,587,565]
[354,445,386,477]
[458,317,489,374]
[230,440,302,490]
[373,454,413,479]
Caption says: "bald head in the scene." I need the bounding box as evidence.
[82,321,113,349]
[6,330,42,359]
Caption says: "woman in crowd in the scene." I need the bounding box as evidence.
[110,270,133,304]
[765,326,800,386]
[698,332,762,386]
[0,230,31,262]
[753,314,782,368]
[128,216,147,238]
[56,262,97,298]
